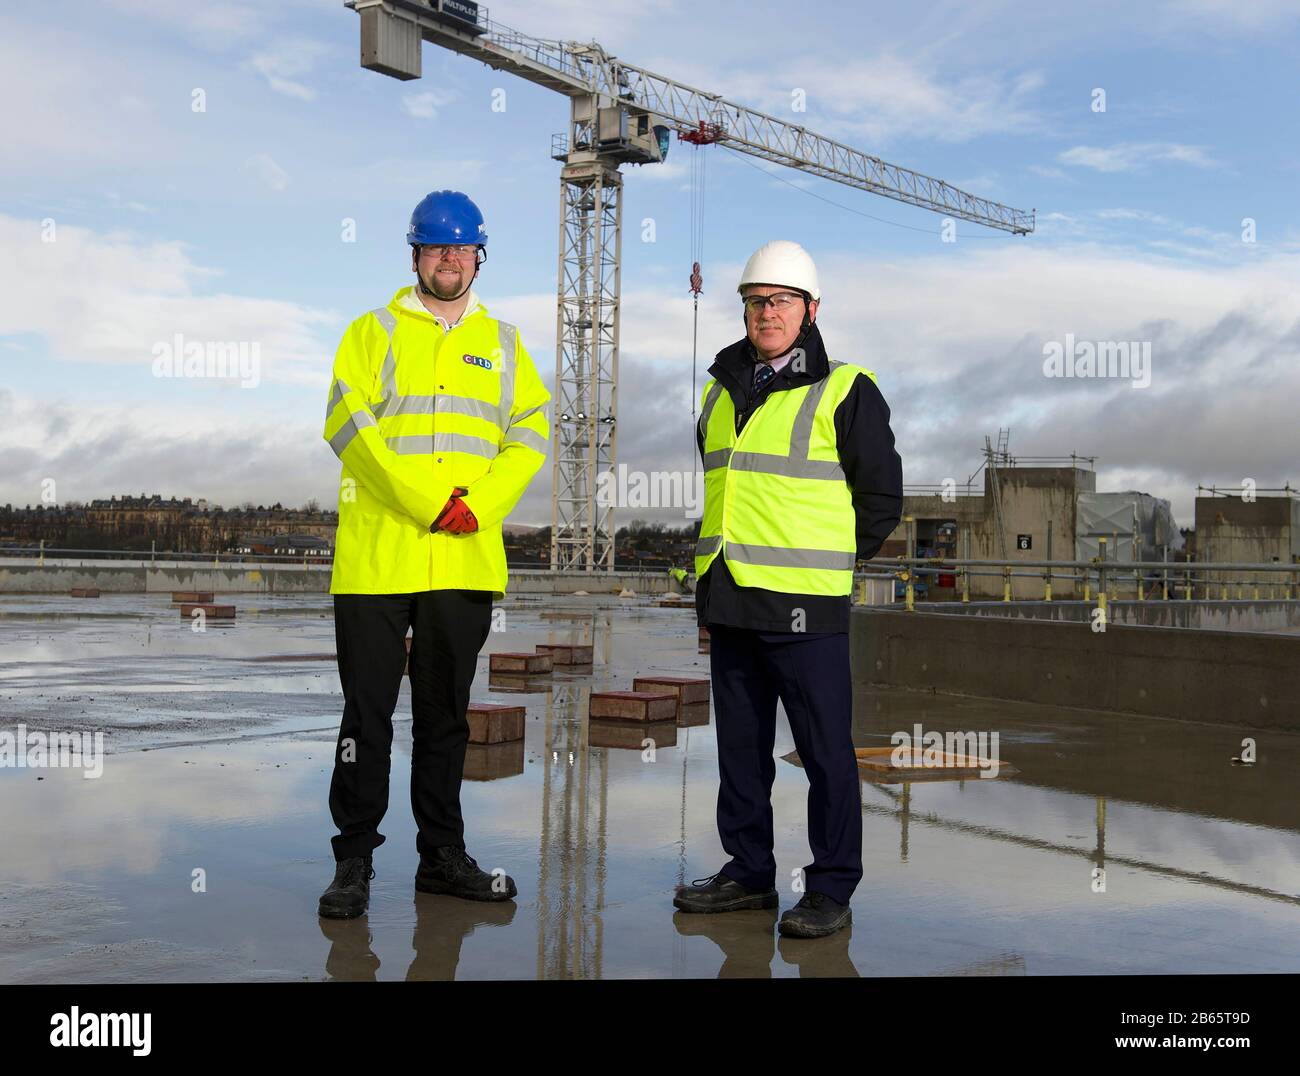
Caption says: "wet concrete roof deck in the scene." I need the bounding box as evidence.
[1,593,1297,980]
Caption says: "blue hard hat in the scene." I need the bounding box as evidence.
[407,190,488,247]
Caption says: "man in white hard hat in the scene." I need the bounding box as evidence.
[676,240,902,938]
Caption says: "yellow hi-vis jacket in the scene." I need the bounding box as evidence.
[323,286,550,598]
[695,359,875,596]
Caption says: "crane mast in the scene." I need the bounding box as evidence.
[346,0,1035,571]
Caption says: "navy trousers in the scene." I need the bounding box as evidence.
[709,625,862,905]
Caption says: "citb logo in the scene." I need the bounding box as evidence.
[463,354,493,370]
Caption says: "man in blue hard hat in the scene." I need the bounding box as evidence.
[407,189,489,305]
[318,190,551,919]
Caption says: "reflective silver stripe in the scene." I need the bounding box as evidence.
[438,432,498,456]
[511,402,546,425]
[381,394,434,417]
[384,432,499,458]
[328,408,376,457]
[375,393,500,423]
[384,435,433,455]
[329,377,378,432]
[496,320,517,424]
[370,307,399,419]
[442,394,501,423]
[711,367,849,479]
[729,451,843,480]
[501,399,547,454]
[702,447,732,471]
[503,427,547,454]
[696,534,722,557]
[326,380,344,420]
[697,381,724,448]
[788,372,836,458]
[725,542,855,570]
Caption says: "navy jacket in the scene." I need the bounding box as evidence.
[695,322,903,633]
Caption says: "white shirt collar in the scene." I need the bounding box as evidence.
[399,285,482,330]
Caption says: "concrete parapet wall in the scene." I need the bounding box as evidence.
[0,560,676,596]
[853,607,1300,730]
[916,599,1300,633]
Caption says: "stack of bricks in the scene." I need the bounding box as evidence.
[631,676,710,726]
[487,650,554,692]
[489,651,554,675]
[535,643,593,666]
[171,591,214,603]
[587,688,680,749]
[179,603,234,619]
[463,702,527,781]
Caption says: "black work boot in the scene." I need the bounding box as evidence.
[673,871,778,913]
[777,891,852,938]
[415,846,517,902]
[318,856,374,920]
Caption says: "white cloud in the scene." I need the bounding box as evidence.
[0,214,336,385]
[489,0,680,45]
[1058,142,1216,173]
[622,158,690,183]
[4,223,1297,527]
[660,54,1046,146]
[402,89,462,120]
[247,40,331,101]
[1163,0,1300,30]
[0,27,162,166]
[102,0,269,48]
[243,153,291,192]
[0,386,345,513]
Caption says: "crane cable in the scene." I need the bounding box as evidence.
[688,141,706,452]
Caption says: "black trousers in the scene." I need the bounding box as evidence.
[709,625,863,905]
[329,590,493,862]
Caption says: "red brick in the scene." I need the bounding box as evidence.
[632,676,710,710]
[179,603,235,618]
[589,690,677,722]
[466,702,526,744]
[535,643,594,665]
[490,652,553,675]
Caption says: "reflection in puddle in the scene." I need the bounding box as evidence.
[1,595,1298,980]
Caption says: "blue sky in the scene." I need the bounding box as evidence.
[2,0,1299,527]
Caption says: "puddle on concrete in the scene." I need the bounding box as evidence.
[1,594,1298,980]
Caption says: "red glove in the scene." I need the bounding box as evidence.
[434,487,478,534]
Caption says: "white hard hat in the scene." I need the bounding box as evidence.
[737,240,820,302]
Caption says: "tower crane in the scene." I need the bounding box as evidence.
[345,0,1035,572]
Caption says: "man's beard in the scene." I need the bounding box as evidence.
[421,267,467,299]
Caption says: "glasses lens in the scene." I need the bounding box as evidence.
[744,293,800,313]
[424,245,476,259]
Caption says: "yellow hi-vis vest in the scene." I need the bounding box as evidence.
[695,359,876,596]
[323,287,550,598]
